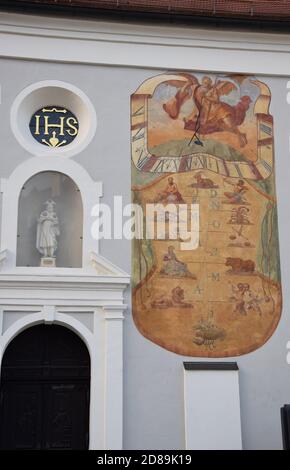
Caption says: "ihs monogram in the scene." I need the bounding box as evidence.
[30,106,79,148]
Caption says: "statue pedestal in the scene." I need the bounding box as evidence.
[40,257,56,267]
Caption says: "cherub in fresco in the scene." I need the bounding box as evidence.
[160,246,196,279]
[223,179,249,204]
[155,177,185,204]
[163,74,251,147]
[230,283,262,316]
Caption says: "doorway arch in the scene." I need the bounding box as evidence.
[0,324,90,450]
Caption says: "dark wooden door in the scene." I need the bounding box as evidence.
[0,325,90,450]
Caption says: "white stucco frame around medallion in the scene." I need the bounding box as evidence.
[10,79,97,158]
[0,153,130,450]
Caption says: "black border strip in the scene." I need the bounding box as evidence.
[183,362,239,371]
[2,3,290,33]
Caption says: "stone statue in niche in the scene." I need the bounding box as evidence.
[36,199,60,267]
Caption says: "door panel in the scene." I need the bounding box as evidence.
[44,383,89,450]
[0,325,90,450]
[0,383,42,450]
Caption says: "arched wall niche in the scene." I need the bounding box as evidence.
[16,171,83,268]
[0,156,103,270]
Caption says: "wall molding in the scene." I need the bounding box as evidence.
[1,12,290,75]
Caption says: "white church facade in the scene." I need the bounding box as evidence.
[0,5,290,450]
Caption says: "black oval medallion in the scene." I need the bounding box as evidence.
[29,106,79,147]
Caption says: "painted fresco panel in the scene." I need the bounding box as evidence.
[131,72,281,357]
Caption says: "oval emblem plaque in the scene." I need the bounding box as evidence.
[29,106,79,147]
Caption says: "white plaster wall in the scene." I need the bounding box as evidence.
[184,369,242,450]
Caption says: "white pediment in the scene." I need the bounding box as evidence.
[90,251,129,278]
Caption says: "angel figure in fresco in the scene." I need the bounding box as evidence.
[155,177,185,204]
[163,74,251,147]
[160,245,196,279]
